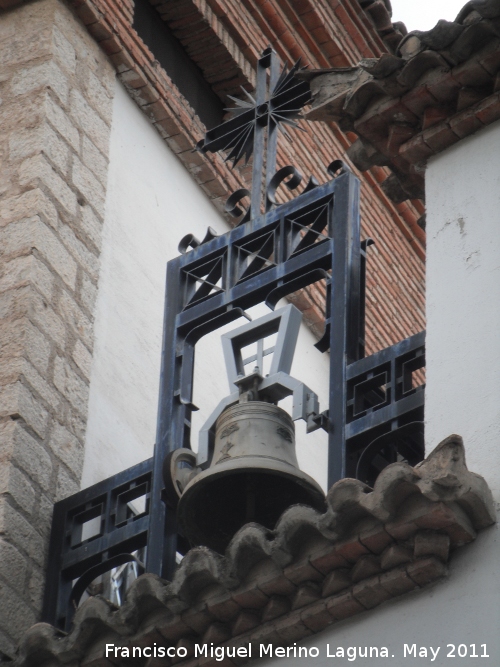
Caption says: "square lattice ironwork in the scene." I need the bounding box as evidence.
[233,224,278,283]
[285,195,332,259]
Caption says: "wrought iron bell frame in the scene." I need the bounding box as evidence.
[42,49,425,632]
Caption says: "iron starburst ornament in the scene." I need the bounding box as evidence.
[196,57,310,168]
[195,48,311,220]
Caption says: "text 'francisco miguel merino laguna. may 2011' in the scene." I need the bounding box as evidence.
[103,642,492,662]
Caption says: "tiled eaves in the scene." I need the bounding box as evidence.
[304,0,500,205]
[358,0,408,53]
[13,435,496,667]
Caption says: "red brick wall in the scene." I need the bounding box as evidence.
[67,0,425,353]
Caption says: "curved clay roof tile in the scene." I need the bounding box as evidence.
[456,0,500,21]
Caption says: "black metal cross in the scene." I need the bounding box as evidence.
[196,48,311,219]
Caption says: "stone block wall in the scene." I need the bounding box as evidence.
[0,0,115,655]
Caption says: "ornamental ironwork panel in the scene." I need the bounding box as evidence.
[43,459,153,629]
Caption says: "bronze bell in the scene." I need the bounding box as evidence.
[163,305,327,554]
[165,400,325,553]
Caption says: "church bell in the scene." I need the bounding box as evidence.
[163,306,327,554]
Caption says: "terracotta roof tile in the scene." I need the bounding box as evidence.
[303,0,500,202]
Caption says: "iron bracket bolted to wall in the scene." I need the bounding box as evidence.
[42,48,425,631]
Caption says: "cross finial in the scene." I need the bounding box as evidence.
[196,48,311,221]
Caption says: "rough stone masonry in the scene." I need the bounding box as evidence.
[0,0,115,655]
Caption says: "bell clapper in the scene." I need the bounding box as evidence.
[245,478,256,523]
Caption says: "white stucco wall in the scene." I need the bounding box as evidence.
[82,80,330,490]
[425,120,500,502]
